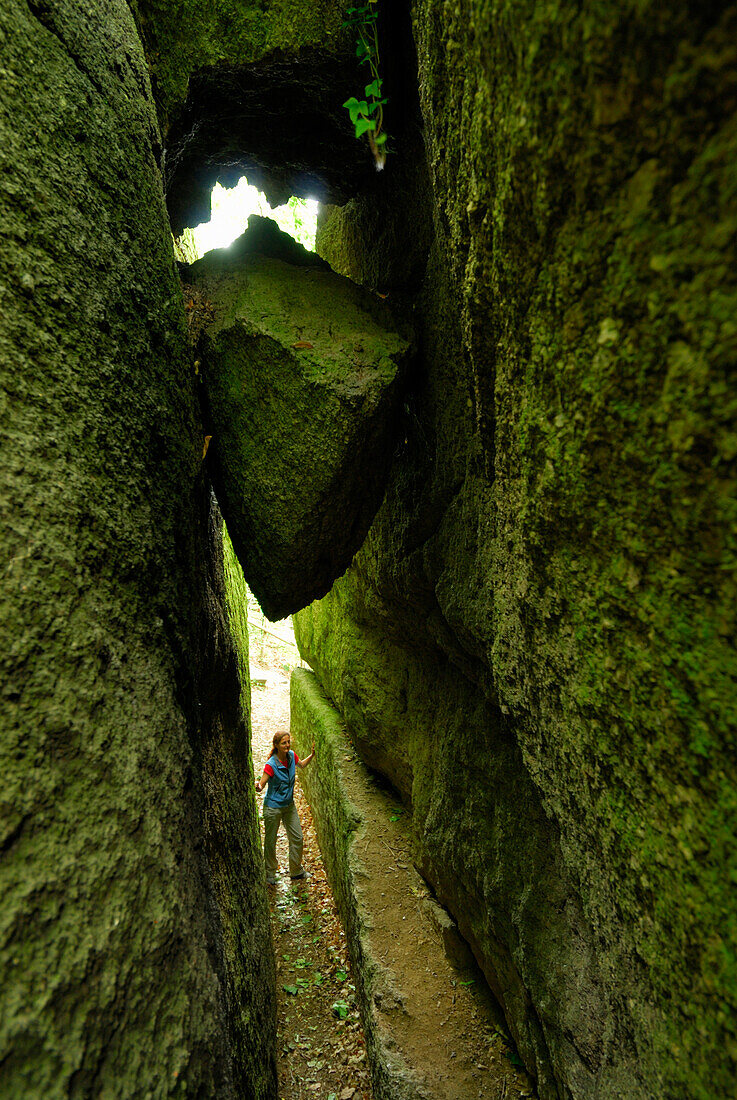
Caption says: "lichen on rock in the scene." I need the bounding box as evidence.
[131,0,372,232]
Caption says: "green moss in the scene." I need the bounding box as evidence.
[0,2,276,1092]
[290,668,420,1100]
[191,244,410,618]
[223,521,252,723]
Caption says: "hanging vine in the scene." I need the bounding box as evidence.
[342,0,388,169]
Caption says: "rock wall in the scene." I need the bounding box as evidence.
[295,2,737,1098]
[0,2,274,1095]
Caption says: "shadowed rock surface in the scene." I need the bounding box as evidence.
[0,2,275,1095]
[130,0,375,232]
[190,220,412,619]
[4,0,737,1097]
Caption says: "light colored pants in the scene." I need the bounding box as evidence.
[263,802,304,878]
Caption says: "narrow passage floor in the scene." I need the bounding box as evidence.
[251,669,372,1100]
[251,666,534,1100]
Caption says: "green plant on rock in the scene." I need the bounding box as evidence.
[342,0,387,169]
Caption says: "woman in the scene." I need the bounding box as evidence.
[255,730,315,885]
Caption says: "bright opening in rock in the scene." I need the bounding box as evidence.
[175,176,318,262]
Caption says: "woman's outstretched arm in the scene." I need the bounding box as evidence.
[296,742,316,768]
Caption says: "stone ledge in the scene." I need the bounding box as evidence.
[290,668,533,1100]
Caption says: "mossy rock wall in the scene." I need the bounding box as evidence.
[0,2,274,1095]
[289,669,403,1100]
[296,2,737,1097]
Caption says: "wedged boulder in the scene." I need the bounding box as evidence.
[189,219,412,620]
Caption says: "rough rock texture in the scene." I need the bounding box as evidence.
[295,2,737,1099]
[131,0,377,232]
[190,221,412,619]
[0,2,274,1095]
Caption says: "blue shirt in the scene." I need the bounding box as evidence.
[263,750,297,808]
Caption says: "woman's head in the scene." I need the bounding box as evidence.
[272,730,291,755]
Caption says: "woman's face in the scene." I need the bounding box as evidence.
[278,733,291,754]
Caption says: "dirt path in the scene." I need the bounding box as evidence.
[324,752,534,1100]
[251,669,373,1100]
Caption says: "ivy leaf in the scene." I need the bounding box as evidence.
[374,132,387,145]
[343,96,360,122]
[356,40,370,57]
[355,118,376,137]
[344,97,370,125]
[331,1001,349,1019]
[282,984,299,996]
[365,78,382,98]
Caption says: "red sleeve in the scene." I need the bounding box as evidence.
[263,763,274,777]
[293,753,300,764]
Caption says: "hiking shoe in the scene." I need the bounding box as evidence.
[290,870,310,881]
